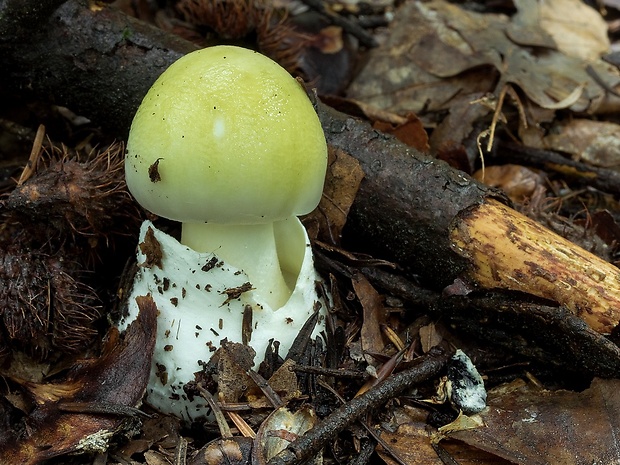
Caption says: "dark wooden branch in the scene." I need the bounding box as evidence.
[0,0,198,136]
[0,0,67,37]
[317,104,508,288]
[495,140,620,197]
[361,266,620,378]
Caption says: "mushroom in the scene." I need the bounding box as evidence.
[119,46,329,421]
[125,45,327,310]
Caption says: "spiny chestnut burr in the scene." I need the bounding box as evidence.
[3,143,139,245]
[0,246,101,361]
[0,142,141,361]
[177,0,263,40]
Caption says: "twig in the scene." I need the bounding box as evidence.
[266,347,450,465]
[174,438,188,465]
[247,369,284,408]
[300,0,378,48]
[57,401,153,419]
[349,437,377,465]
[198,386,233,438]
[495,140,620,196]
[291,365,367,378]
[317,378,409,465]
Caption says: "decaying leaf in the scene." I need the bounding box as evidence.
[377,406,509,465]
[373,113,430,152]
[448,378,620,464]
[306,146,364,244]
[252,405,320,465]
[116,413,182,459]
[525,0,609,61]
[0,295,157,464]
[348,0,620,115]
[472,164,545,202]
[353,273,388,367]
[248,359,302,408]
[429,92,493,170]
[540,119,620,170]
[419,323,443,354]
[217,341,256,404]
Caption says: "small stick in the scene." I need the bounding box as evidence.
[57,401,152,419]
[291,365,367,378]
[300,0,378,48]
[227,411,256,439]
[317,378,409,465]
[174,438,188,465]
[198,386,232,438]
[266,347,450,465]
[247,369,283,408]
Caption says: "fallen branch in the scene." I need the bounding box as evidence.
[318,104,620,334]
[495,140,620,196]
[360,266,620,378]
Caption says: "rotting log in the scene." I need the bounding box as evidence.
[319,103,620,334]
[451,198,620,334]
[1,0,620,335]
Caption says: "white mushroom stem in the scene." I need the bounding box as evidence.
[181,218,305,309]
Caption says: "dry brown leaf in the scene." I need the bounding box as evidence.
[377,406,513,465]
[541,119,620,170]
[117,414,182,457]
[419,323,443,353]
[144,450,173,465]
[378,412,446,464]
[448,378,620,464]
[429,92,493,168]
[472,164,545,202]
[530,0,609,61]
[247,359,301,408]
[0,295,158,464]
[320,95,409,125]
[348,0,620,116]
[352,273,387,366]
[373,112,430,152]
[217,341,255,404]
[306,146,364,244]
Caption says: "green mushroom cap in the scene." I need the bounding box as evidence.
[125,46,328,225]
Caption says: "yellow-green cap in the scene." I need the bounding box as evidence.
[125,46,328,224]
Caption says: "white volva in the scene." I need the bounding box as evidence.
[118,220,326,421]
